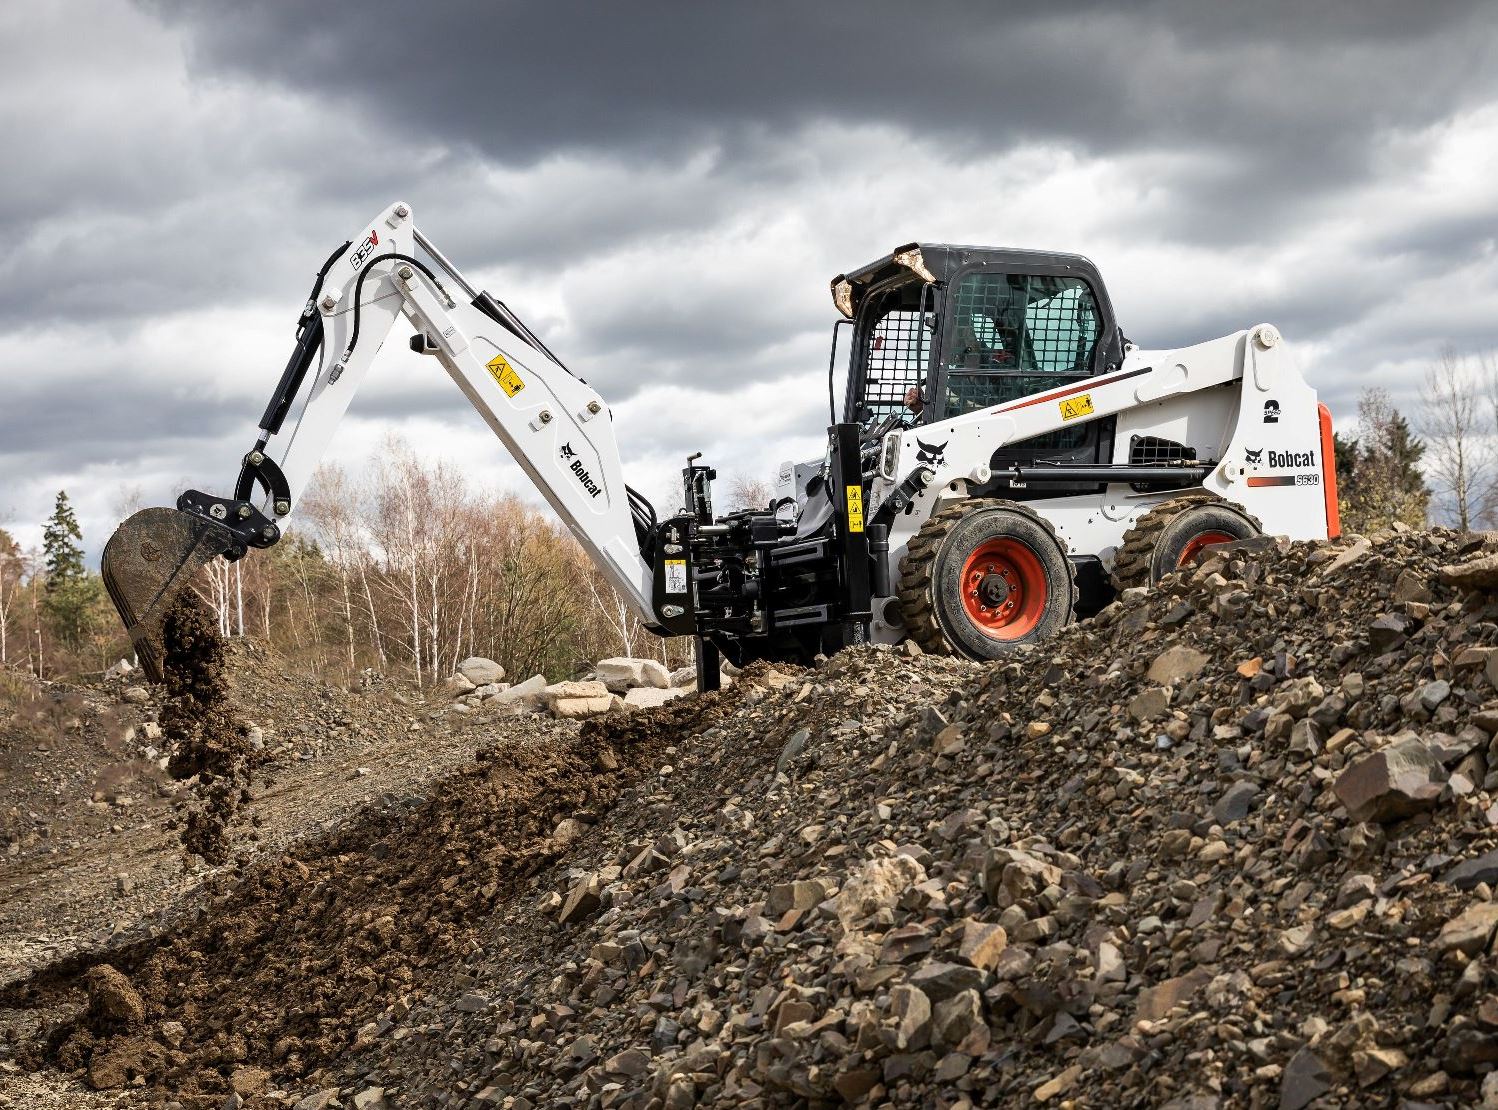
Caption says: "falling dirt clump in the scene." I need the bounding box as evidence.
[80,965,143,1028]
[157,596,252,864]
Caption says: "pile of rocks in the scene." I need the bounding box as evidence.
[309,525,1498,1108]
[30,524,1498,1109]
[444,656,699,720]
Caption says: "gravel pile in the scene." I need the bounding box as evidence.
[15,523,1498,1109]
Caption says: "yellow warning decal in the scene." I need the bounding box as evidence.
[486,353,525,397]
[663,559,687,594]
[1059,393,1094,421]
[846,485,864,533]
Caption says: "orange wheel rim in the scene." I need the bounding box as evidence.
[960,537,1048,640]
[1177,530,1236,568]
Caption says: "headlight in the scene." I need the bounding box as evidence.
[881,431,901,480]
[832,278,854,319]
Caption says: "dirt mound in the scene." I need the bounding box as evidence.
[281,526,1498,1107]
[6,685,733,1104]
[15,524,1498,1107]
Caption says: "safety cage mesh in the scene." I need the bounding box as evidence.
[860,309,931,421]
[941,272,1101,437]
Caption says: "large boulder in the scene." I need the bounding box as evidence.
[457,657,505,685]
[594,658,673,692]
[544,680,611,719]
[596,658,648,692]
[1440,553,1498,592]
[1333,734,1447,822]
[490,674,547,711]
[623,686,688,710]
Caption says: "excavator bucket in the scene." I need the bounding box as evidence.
[101,507,236,683]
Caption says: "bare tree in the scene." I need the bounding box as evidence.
[302,464,366,673]
[0,530,24,666]
[724,474,774,512]
[1423,346,1493,531]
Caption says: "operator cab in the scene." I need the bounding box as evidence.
[831,244,1128,491]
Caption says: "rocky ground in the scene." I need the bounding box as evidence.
[10,524,1498,1107]
[0,624,577,1106]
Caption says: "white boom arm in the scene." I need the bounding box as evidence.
[255,201,657,622]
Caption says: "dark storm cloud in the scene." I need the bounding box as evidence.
[150,0,1497,197]
[6,0,1498,548]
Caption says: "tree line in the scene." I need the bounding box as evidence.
[0,440,689,685]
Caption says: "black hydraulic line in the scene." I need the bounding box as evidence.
[342,252,448,365]
[257,240,351,435]
[473,291,575,377]
[626,484,658,559]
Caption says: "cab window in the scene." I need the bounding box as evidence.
[943,272,1101,419]
[849,282,934,423]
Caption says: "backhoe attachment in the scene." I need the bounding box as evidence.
[101,507,236,682]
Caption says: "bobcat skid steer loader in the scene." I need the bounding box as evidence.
[102,203,1338,687]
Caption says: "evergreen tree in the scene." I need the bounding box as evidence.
[41,491,101,647]
[43,491,85,585]
[1336,389,1430,532]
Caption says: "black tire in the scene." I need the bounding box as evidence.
[1109,494,1262,591]
[898,500,1076,660]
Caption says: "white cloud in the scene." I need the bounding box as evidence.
[6,0,1498,552]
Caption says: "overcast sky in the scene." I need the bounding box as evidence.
[4,0,1498,556]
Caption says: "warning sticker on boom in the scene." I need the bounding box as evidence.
[1059,393,1094,421]
[664,559,687,594]
[846,485,864,533]
[486,353,525,397]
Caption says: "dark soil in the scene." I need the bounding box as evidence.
[157,598,252,864]
[6,684,731,1106]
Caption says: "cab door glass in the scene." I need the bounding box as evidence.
[944,273,1101,419]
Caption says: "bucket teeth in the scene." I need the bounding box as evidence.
[101,508,235,682]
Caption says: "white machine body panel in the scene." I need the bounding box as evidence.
[865,325,1332,643]
[259,202,654,620]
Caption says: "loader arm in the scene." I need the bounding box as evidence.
[104,201,658,678]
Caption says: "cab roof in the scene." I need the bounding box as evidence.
[832,243,1108,319]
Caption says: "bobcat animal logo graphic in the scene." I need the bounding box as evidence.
[915,439,948,467]
[1244,447,1264,465]
[559,442,577,460]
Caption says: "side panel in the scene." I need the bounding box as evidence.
[1203,328,1329,542]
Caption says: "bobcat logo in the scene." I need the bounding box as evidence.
[916,439,948,467]
[559,442,577,460]
[1244,447,1264,464]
